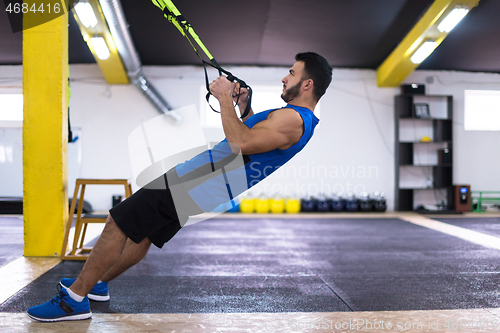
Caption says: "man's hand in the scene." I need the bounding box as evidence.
[209,76,254,120]
[209,76,236,102]
[233,85,251,110]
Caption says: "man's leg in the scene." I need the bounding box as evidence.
[28,184,183,321]
[27,214,129,321]
[60,236,152,301]
[68,214,128,297]
[100,237,152,282]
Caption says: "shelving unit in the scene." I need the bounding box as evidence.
[395,94,453,211]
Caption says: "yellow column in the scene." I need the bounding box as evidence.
[23,6,68,256]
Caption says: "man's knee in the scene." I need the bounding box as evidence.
[139,237,152,249]
[106,214,115,225]
[104,214,125,238]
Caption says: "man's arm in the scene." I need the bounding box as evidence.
[210,76,303,155]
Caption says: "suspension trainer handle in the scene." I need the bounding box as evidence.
[209,58,252,118]
[222,72,253,120]
[204,80,253,120]
[152,0,252,119]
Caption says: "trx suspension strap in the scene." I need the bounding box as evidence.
[151,0,253,119]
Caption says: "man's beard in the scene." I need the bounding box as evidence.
[281,79,304,103]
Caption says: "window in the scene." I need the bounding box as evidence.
[0,94,23,122]
[200,85,320,128]
[464,90,500,131]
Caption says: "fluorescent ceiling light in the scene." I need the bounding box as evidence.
[437,7,469,33]
[74,2,98,28]
[410,41,438,64]
[90,37,110,60]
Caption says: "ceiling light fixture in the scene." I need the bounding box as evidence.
[410,41,438,64]
[72,0,128,83]
[437,7,469,32]
[377,0,480,87]
[90,37,110,60]
[74,2,98,28]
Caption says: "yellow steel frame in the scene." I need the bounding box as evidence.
[23,3,69,256]
[376,0,480,87]
[72,0,129,84]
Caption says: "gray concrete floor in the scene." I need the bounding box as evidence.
[1,216,500,313]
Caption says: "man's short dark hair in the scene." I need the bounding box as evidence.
[295,52,332,102]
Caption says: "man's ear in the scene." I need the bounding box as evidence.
[302,79,313,91]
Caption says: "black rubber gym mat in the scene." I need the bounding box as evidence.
[2,217,500,313]
[432,217,500,238]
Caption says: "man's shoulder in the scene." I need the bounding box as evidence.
[268,107,304,124]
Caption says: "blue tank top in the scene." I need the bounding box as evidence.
[242,104,319,188]
[175,104,319,211]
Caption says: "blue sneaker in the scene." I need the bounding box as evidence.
[27,285,91,322]
[60,278,110,302]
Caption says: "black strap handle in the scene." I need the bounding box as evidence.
[204,60,253,119]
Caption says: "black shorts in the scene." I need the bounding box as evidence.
[109,173,203,248]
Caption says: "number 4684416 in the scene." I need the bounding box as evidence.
[5,2,61,14]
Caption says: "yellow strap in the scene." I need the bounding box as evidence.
[155,0,215,61]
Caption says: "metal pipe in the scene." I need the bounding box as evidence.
[133,75,182,123]
[98,0,181,123]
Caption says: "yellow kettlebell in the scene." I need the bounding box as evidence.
[239,198,255,214]
[255,197,270,214]
[271,197,285,214]
[285,198,301,214]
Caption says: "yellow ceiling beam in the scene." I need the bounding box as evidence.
[72,0,129,84]
[376,0,480,87]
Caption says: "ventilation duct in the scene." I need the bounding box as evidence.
[98,0,181,123]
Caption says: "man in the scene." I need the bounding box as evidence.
[27,52,332,322]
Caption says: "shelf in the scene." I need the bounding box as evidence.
[400,187,452,190]
[395,94,453,211]
[399,94,451,98]
[399,117,451,121]
[400,141,452,144]
[399,164,452,167]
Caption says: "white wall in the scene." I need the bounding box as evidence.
[1,64,499,211]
